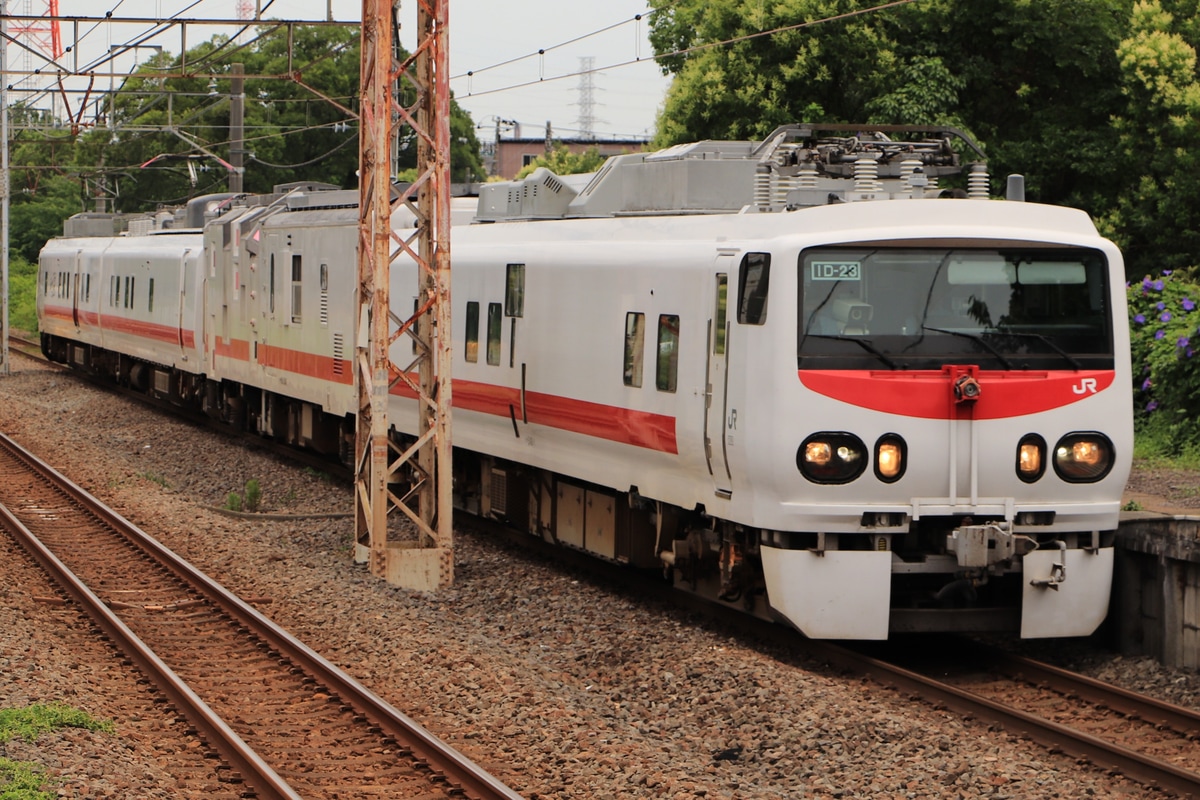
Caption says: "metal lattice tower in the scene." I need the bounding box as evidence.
[235,0,253,43]
[356,0,454,590]
[7,0,62,88]
[574,56,598,140]
[7,0,61,65]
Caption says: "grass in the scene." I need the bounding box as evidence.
[138,470,170,489]
[0,704,114,744]
[0,704,115,800]
[224,479,262,513]
[303,466,332,482]
[0,757,54,800]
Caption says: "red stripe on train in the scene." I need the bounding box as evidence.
[799,369,1116,419]
[258,343,353,385]
[398,377,678,454]
[43,305,196,349]
[43,315,677,454]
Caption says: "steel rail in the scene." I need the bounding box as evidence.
[0,491,302,800]
[987,647,1200,735]
[467,508,1200,797]
[0,430,524,800]
[811,641,1200,798]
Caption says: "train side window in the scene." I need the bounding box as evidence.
[320,263,329,291]
[269,255,276,314]
[110,276,118,306]
[465,301,480,363]
[505,263,525,317]
[737,252,771,325]
[623,312,645,387]
[85,274,91,303]
[714,274,728,355]
[291,255,303,323]
[656,314,680,393]
[148,278,155,312]
[486,302,502,366]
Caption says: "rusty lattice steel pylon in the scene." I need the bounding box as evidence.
[356,0,453,589]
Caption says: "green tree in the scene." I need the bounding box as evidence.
[69,25,483,212]
[8,176,82,263]
[647,0,1127,213]
[1099,0,1200,277]
[515,142,609,179]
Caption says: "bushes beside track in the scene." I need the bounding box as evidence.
[5,255,38,335]
[1128,270,1200,462]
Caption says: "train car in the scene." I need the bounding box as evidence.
[38,125,1132,640]
[38,199,225,400]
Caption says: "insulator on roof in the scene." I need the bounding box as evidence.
[967,163,990,199]
[853,155,881,195]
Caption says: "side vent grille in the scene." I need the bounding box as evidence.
[332,332,345,377]
[320,290,329,326]
[490,468,508,515]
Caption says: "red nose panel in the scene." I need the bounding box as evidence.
[798,369,1115,420]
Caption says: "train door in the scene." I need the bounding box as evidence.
[704,257,734,498]
[71,249,82,328]
[176,247,190,352]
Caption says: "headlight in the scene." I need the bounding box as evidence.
[798,432,867,484]
[1016,434,1046,483]
[874,434,906,483]
[1052,432,1115,483]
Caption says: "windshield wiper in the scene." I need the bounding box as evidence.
[993,329,1083,370]
[920,326,1013,369]
[807,334,897,369]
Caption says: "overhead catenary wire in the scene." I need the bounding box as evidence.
[454,0,923,100]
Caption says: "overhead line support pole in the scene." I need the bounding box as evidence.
[356,0,453,590]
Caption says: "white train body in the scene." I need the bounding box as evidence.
[38,126,1133,639]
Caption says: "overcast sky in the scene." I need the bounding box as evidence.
[7,0,671,141]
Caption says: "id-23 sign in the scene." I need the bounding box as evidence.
[811,261,862,281]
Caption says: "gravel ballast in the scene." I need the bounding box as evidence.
[1,359,1196,799]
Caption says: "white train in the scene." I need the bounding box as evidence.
[38,125,1132,639]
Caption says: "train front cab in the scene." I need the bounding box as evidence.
[757,239,1131,640]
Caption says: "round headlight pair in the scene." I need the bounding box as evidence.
[1017,432,1114,483]
[798,433,905,484]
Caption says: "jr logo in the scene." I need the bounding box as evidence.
[1071,377,1098,395]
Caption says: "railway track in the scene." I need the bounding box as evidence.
[0,430,523,800]
[489,519,1200,797]
[817,638,1200,798]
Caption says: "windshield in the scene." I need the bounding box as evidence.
[798,247,1113,370]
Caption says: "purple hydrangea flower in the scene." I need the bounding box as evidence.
[1142,378,1152,390]
[1162,311,1172,322]
[1134,314,1146,324]
[1179,336,1191,349]
[1165,270,1174,276]
[1147,400,1159,412]
[1185,298,1196,311]
[1154,280,1165,291]
[1143,276,1154,289]
[1157,302,1166,310]
[1156,329,1166,339]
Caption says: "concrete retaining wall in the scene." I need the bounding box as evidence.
[1112,514,1200,668]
